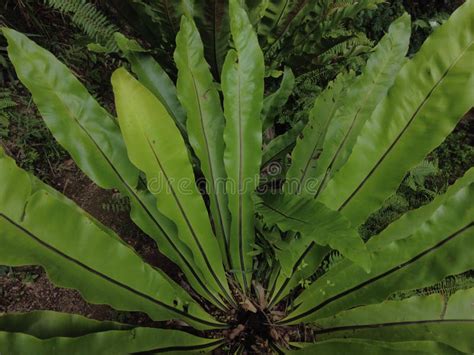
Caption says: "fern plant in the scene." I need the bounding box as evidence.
[106,0,230,79]
[1,0,474,352]
[256,0,382,74]
[0,91,16,138]
[101,192,131,213]
[44,0,120,52]
[105,0,380,82]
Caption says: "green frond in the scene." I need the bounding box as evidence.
[404,159,439,191]
[263,0,383,75]
[101,192,131,213]
[314,250,344,279]
[0,93,16,110]
[44,0,120,52]
[0,90,16,138]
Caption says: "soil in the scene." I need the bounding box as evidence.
[0,265,116,321]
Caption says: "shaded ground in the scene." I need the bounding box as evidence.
[0,265,116,321]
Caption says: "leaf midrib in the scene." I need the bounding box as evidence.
[337,41,474,212]
[188,67,230,263]
[260,200,310,225]
[268,241,316,307]
[280,222,474,324]
[0,213,222,328]
[296,97,339,194]
[237,63,248,291]
[51,91,224,309]
[315,319,474,335]
[270,0,291,36]
[264,0,309,55]
[133,339,226,354]
[144,136,234,306]
[162,0,177,39]
[314,41,396,199]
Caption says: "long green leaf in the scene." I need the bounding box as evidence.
[369,167,474,249]
[281,177,474,324]
[312,14,411,198]
[257,0,292,42]
[0,147,120,240]
[264,0,383,68]
[193,0,230,79]
[267,244,329,307]
[262,66,295,131]
[112,68,233,307]
[0,311,127,338]
[0,155,222,330]
[313,288,474,354]
[292,339,461,354]
[0,312,223,353]
[319,0,474,226]
[115,33,187,137]
[286,71,354,195]
[260,0,306,53]
[256,193,370,272]
[222,0,265,290]
[261,119,306,168]
[2,27,136,191]
[2,28,216,308]
[174,15,231,267]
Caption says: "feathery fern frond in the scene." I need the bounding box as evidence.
[317,31,372,61]
[263,0,382,75]
[193,1,230,79]
[44,0,120,52]
[317,250,344,275]
[0,91,16,138]
[0,94,16,111]
[101,192,131,213]
[290,32,372,86]
[404,159,439,191]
